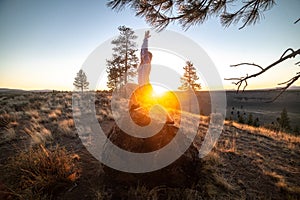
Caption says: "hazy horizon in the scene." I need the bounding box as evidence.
[2,85,300,92]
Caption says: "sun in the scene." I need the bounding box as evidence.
[152,85,168,97]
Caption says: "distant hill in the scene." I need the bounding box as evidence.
[30,89,53,93]
[0,88,54,93]
[0,88,28,93]
[286,86,300,90]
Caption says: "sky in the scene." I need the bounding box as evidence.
[0,0,299,91]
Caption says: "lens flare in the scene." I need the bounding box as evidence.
[152,85,168,97]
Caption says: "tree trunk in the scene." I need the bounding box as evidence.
[188,89,192,112]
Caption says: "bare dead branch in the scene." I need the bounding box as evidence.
[225,48,300,100]
[230,63,264,70]
[278,74,300,85]
[243,76,248,91]
[280,48,294,59]
[294,18,300,24]
[268,73,300,102]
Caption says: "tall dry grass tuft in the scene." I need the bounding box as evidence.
[0,113,18,144]
[58,119,76,138]
[25,109,39,119]
[24,124,52,145]
[2,145,80,199]
[0,113,18,129]
[48,108,62,120]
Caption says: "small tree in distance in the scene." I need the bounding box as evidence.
[178,61,201,112]
[73,69,89,93]
[247,113,253,126]
[178,61,201,91]
[277,108,291,132]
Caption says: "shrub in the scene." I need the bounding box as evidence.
[58,119,76,138]
[0,114,11,130]
[0,113,17,129]
[277,108,291,132]
[3,145,80,199]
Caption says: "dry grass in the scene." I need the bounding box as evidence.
[48,108,62,120]
[126,185,204,200]
[48,112,58,120]
[226,121,300,144]
[263,169,300,195]
[59,119,75,130]
[58,119,76,138]
[0,128,16,144]
[217,131,237,153]
[88,185,112,200]
[2,145,80,199]
[24,124,52,145]
[25,109,39,119]
[0,113,18,129]
[0,113,19,143]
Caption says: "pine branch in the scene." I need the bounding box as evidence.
[107,0,274,31]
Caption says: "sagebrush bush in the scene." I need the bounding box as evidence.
[0,113,18,129]
[3,145,80,199]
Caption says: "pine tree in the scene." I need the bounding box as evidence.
[178,61,201,91]
[238,114,245,124]
[106,64,120,91]
[178,61,201,112]
[106,56,123,91]
[277,108,291,131]
[73,69,89,93]
[253,117,260,127]
[106,25,138,89]
[247,113,253,125]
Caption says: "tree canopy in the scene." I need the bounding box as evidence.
[106,25,139,91]
[178,61,201,91]
[277,108,291,132]
[73,69,89,92]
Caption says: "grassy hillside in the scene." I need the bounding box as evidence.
[0,91,299,199]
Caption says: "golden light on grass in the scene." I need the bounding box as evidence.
[225,121,300,144]
[3,145,80,199]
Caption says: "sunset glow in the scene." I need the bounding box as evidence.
[152,85,168,97]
